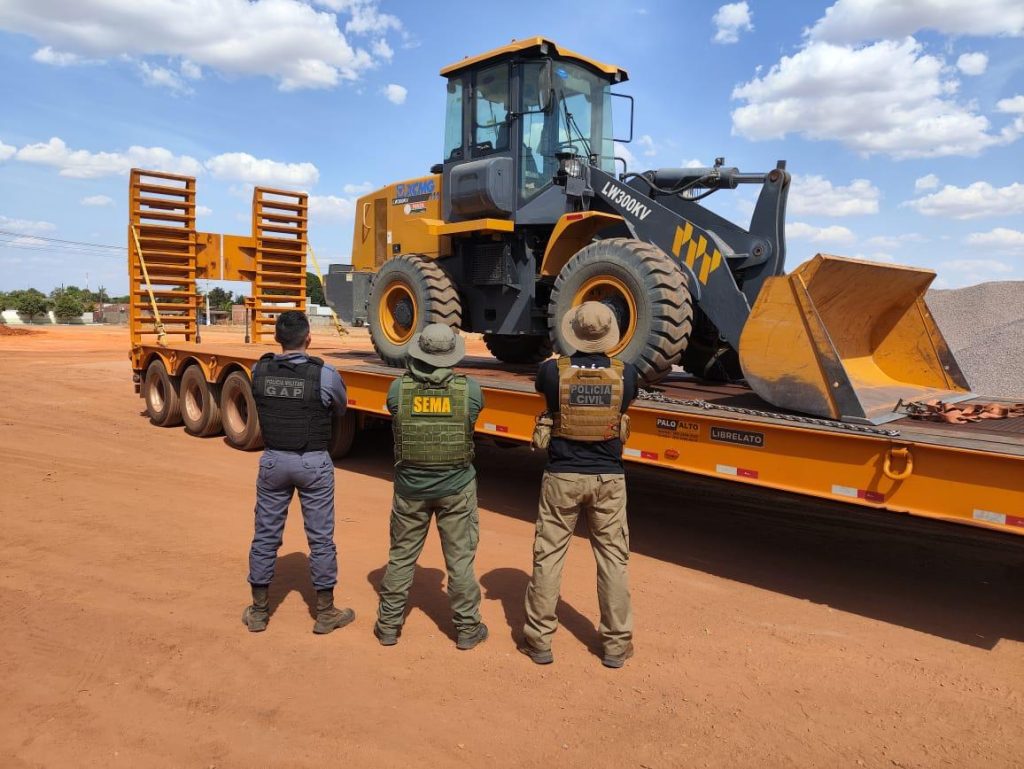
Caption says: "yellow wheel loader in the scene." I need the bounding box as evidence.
[335,37,970,424]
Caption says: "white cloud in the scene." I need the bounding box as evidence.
[997,95,1024,114]
[383,83,407,104]
[637,135,657,157]
[788,174,880,216]
[139,61,192,94]
[905,181,1024,218]
[0,215,56,234]
[787,221,857,244]
[16,137,203,178]
[614,143,638,171]
[0,139,14,162]
[371,38,393,60]
[915,173,940,191]
[309,195,357,221]
[342,181,375,195]
[180,59,202,80]
[31,46,98,66]
[0,0,397,91]
[808,0,1024,43]
[731,38,1017,158]
[713,2,753,44]
[964,227,1024,253]
[196,205,213,216]
[206,152,319,187]
[956,52,988,76]
[682,159,705,168]
[80,195,113,207]
[850,251,897,263]
[940,258,1014,276]
[865,232,926,249]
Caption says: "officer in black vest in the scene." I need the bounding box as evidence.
[242,310,354,635]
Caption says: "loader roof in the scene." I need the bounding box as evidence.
[440,37,628,82]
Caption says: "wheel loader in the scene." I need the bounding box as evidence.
[334,37,970,424]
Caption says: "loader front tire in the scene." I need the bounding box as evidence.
[549,238,692,384]
[368,254,462,367]
[483,334,553,365]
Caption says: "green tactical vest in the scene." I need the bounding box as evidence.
[393,374,474,468]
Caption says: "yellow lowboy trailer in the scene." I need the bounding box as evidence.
[127,170,1024,537]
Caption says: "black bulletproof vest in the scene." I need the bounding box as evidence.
[252,353,332,452]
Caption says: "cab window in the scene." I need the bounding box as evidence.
[443,78,464,161]
[472,62,509,154]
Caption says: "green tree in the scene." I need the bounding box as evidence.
[15,290,49,321]
[206,287,234,312]
[0,291,9,311]
[307,271,325,305]
[54,293,85,322]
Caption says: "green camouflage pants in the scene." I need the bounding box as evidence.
[376,479,482,634]
[524,472,632,657]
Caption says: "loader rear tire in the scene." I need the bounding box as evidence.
[180,365,223,437]
[549,238,693,384]
[144,359,183,427]
[368,254,462,367]
[220,370,263,451]
[483,334,553,364]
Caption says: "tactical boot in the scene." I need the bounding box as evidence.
[242,585,270,633]
[518,644,554,665]
[602,643,635,669]
[456,623,489,650]
[313,589,355,635]
[373,622,399,646]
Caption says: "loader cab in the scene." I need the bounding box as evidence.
[439,38,627,224]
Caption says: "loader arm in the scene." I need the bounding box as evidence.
[580,165,782,350]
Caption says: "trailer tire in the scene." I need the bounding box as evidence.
[144,359,183,427]
[483,334,553,364]
[180,365,223,437]
[368,254,462,367]
[220,371,263,451]
[329,410,358,460]
[549,238,693,384]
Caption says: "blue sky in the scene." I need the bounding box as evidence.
[1,0,1022,295]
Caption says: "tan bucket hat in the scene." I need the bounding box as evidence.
[560,301,620,355]
[408,323,465,367]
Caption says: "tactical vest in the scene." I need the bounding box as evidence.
[393,374,474,468]
[252,353,332,452]
[552,357,625,442]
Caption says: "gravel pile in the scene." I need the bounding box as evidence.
[927,281,1024,399]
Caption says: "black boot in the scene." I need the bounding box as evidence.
[313,589,355,635]
[242,585,269,632]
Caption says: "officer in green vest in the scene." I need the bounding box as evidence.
[373,323,488,650]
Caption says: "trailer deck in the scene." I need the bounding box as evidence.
[133,340,1024,538]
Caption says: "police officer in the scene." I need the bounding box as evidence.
[373,323,488,650]
[521,302,639,668]
[242,310,354,635]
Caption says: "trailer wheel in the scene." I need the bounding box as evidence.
[483,334,553,364]
[220,371,263,451]
[144,359,183,427]
[180,365,223,437]
[368,254,462,367]
[329,410,358,460]
[549,238,693,383]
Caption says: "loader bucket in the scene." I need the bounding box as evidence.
[738,254,971,424]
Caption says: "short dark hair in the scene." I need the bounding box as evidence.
[275,310,310,349]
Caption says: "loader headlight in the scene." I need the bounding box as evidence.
[555,151,582,179]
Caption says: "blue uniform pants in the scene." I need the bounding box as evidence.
[248,449,338,590]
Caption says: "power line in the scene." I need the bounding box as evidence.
[0,229,126,251]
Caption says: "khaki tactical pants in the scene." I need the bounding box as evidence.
[376,479,482,634]
[524,472,632,657]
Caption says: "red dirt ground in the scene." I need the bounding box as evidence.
[1,325,1022,769]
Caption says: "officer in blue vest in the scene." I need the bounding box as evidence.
[242,310,354,635]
